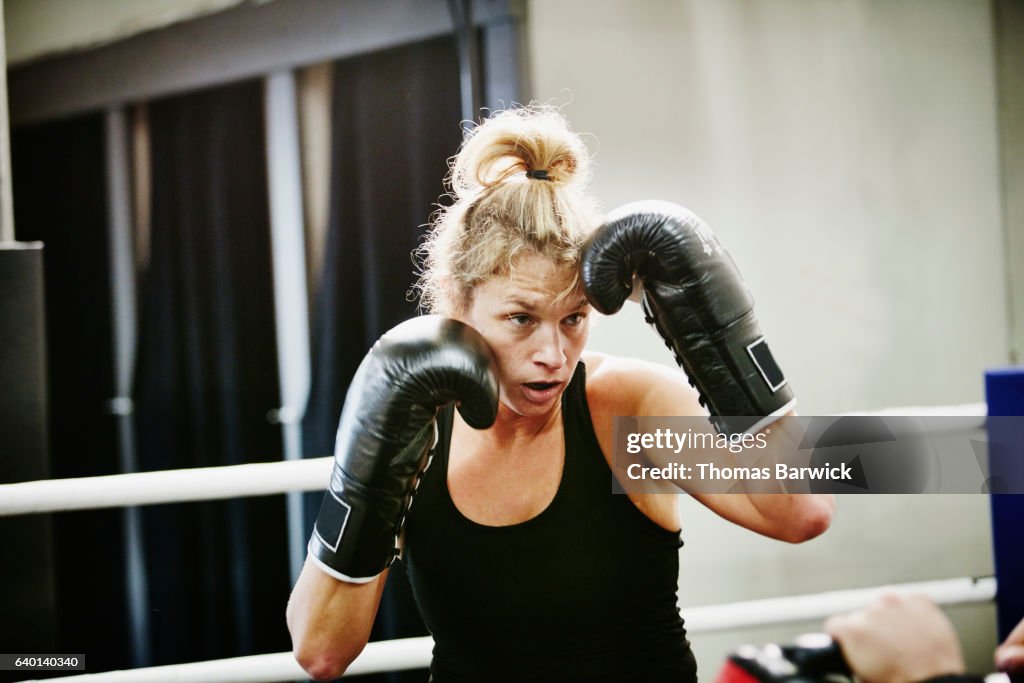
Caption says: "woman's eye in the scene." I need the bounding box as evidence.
[564,312,586,326]
[508,314,532,326]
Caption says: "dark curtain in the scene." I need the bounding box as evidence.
[10,113,131,677]
[135,79,290,664]
[302,35,464,682]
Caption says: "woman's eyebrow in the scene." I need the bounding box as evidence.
[503,298,539,311]
[501,296,588,312]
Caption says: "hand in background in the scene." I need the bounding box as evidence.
[996,617,1024,677]
[825,593,966,683]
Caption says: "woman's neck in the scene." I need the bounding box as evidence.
[455,400,563,451]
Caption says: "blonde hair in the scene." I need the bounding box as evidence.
[415,104,599,316]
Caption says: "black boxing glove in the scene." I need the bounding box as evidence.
[579,200,795,435]
[309,315,498,582]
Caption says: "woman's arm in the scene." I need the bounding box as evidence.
[588,353,834,542]
[691,487,835,543]
[287,317,497,679]
[684,402,835,543]
[286,560,388,680]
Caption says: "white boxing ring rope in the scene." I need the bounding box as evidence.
[3,402,993,683]
[0,457,334,516]
[0,402,988,517]
[14,577,998,683]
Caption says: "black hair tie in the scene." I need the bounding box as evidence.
[525,169,551,180]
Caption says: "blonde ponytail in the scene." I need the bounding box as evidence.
[415,105,598,315]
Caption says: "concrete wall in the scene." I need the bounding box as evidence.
[996,0,1024,366]
[526,0,1005,673]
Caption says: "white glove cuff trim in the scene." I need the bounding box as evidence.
[743,398,798,436]
[307,538,381,585]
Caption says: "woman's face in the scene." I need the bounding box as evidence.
[456,252,591,418]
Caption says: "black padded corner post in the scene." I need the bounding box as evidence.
[0,242,57,653]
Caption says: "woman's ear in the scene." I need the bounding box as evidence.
[438,274,466,323]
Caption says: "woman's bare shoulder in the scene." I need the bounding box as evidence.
[582,351,666,388]
[581,351,704,418]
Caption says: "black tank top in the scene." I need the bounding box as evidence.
[403,362,697,682]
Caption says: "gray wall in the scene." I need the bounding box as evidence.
[996,0,1024,366]
[526,0,1007,674]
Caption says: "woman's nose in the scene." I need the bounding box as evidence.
[532,326,567,369]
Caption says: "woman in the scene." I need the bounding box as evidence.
[287,105,835,682]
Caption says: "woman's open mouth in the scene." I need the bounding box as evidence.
[521,381,562,402]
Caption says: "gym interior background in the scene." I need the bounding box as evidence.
[1,0,1021,680]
